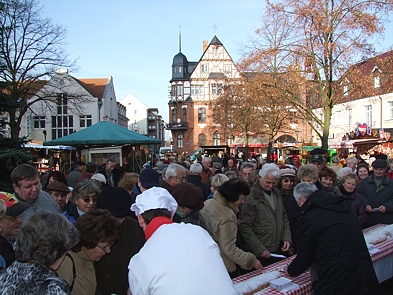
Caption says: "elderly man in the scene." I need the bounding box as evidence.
[358,158,393,228]
[67,160,86,188]
[46,181,70,212]
[187,163,210,201]
[11,164,61,223]
[285,182,380,294]
[223,159,239,177]
[127,187,238,295]
[200,156,213,183]
[98,158,121,187]
[239,163,291,266]
[239,162,255,183]
[160,163,187,193]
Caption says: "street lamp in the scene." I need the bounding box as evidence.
[295,128,301,142]
[97,99,103,122]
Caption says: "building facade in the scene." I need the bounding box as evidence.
[20,69,128,142]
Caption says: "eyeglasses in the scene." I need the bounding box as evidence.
[96,243,112,253]
[3,215,21,222]
[82,196,98,203]
[282,178,295,183]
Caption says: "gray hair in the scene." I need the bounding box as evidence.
[338,167,353,181]
[15,212,79,266]
[71,179,101,202]
[240,162,254,172]
[0,199,6,218]
[346,157,358,165]
[259,163,281,179]
[166,163,186,179]
[224,171,237,179]
[293,182,318,203]
[297,164,319,181]
[202,156,211,164]
[211,174,229,188]
[189,163,203,175]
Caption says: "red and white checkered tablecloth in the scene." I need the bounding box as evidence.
[232,224,393,294]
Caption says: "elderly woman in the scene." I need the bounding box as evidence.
[0,192,28,269]
[57,210,120,295]
[277,167,296,206]
[0,212,79,294]
[208,174,229,199]
[201,178,263,278]
[63,180,101,224]
[319,167,340,195]
[346,157,358,173]
[339,173,366,225]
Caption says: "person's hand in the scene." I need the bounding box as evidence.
[284,265,290,276]
[281,241,291,252]
[365,205,372,212]
[253,260,263,270]
[379,206,386,213]
[260,249,270,259]
[287,247,294,256]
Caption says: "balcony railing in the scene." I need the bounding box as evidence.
[166,121,188,130]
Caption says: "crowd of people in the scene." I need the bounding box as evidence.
[0,149,391,294]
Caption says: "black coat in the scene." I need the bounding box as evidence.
[0,235,15,269]
[288,190,381,295]
[187,175,211,201]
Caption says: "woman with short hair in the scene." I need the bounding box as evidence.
[339,173,366,225]
[207,174,229,199]
[201,178,263,278]
[0,212,79,294]
[57,209,120,295]
[63,180,101,224]
[319,167,340,195]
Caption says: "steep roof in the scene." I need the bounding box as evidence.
[77,78,108,99]
[210,35,223,46]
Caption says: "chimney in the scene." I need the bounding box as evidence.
[203,41,208,53]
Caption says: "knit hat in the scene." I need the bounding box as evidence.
[131,187,178,216]
[97,187,132,218]
[139,168,160,189]
[0,192,29,217]
[171,182,204,211]
[46,182,70,194]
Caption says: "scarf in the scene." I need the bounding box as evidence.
[144,216,173,240]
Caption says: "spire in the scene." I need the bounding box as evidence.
[179,25,182,53]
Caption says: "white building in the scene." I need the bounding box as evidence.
[119,93,149,134]
[21,69,127,142]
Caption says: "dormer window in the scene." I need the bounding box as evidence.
[178,66,182,73]
[374,76,381,88]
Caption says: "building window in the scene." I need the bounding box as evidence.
[374,76,381,88]
[33,116,45,129]
[52,93,73,139]
[201,64,208,73]
[198,134,206,146]
[213,132,220,146]
[218,84,223,94]
[80,115,92,128]
[211,83,217,95]
[171,108,177,123]
[191,85,204,96]
[177,85,183,96]
[182,108,187,122]
[389,102,393,119]
[177,134,183,148]
[365,105,372,127]
[198,108,206,123]
[224,64,231,73]
[227,135,233,145]
[178,66,182,73]
[343,85,349,96]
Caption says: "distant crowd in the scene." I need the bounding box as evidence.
[0,148,391,294]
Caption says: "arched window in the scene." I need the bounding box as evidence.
[198,134,206,146]
[177,134,183,148]
[198,108,206,123]
[213,132,220,146]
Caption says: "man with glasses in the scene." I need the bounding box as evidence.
[358,158,393,228]
[0,192,29,269]
[239,163,291,266]
[160,164,187,193]
[11,164,61,223]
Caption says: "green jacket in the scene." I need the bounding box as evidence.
[239,182,291,257]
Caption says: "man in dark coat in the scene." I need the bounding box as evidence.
[358,158,393,228]
[285,182,381,295]
[187,163,210,201]
[97,159,121,187]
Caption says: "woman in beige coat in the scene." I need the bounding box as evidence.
[200,178,262,278]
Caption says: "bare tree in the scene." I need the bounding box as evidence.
[0,0,81,139]
[244,0,393,149]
